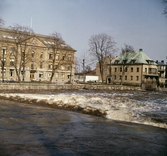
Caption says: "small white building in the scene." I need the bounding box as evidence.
[74,71,98,83]
[85,75,98,82]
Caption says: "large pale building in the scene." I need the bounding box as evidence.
[0,28,76,83]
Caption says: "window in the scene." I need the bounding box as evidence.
[10,47,15,55]
[56,54,59,60]
[130,76,133,80]
[145,68,147,73]
[137,67,139,72]
[40,62,43,69]
[131,67,133,72]
[131,60,136,64]
[114,75,116,80]
[125,75,127,80]
[149,68,157,74]
[10,59,14,66]
[115,60,119,64]
[40,52,43,58]
[68,55,71,61]
[39,73,43,78]
[48,64,52,69]
[61,73,65,79]
[2,47,6,55]
[31,63,34,69]
[136,76,139,81]
[32,52,34,58]
[115,68,117,72]
[49,53,53,59]
[62,54,65,60]
[10,69,14,77]
[120,67,122,72]
[120,76,122,80]
[125,67,127,72]
[68,65,71,70]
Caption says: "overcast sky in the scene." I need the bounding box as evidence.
[0,0,167,63]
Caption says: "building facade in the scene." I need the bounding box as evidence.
[107,49,161,88]
[0,28,76,83]
[96,56,114,83]
[156,60,167,87]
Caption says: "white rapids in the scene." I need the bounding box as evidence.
[0,91,167,129]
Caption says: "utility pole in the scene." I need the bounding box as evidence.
[82,59,85,73]
[82,59,86,82]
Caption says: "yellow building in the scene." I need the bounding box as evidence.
[0,28,76,83]
[108,49,160,88]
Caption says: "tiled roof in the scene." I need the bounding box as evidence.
[111,50,155,65]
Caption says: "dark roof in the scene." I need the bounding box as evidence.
[155,60,167,66]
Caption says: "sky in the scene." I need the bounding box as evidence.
[0,0,167,66]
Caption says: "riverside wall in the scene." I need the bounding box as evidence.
[0,83,143,91]
[0,83,166,92]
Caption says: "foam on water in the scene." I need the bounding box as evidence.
[0,92,167,129]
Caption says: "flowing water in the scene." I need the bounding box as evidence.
[0,90,167,129]
[0,90,167,155]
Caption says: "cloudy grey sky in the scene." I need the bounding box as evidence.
[0,0,167,62]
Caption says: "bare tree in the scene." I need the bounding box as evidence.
[88,33,116,83]
[0,48,6,82]
[0,18,5,27]
[120,44,135,85]
[74,56,80,73]
[84,65,92,73]
[163,0,167,18]
[47,32,74,83]
[7,24,33,82]
[121,44,135,53]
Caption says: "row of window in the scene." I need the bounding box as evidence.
[1,70,71,80]
[113,67,140,73]
[1,59,72,71]
[31,62,71,70]
[1,47,72,61]
[48,53,71,61]
[112,67,157,75]
[113,75,139,81]
[0,70,14,77]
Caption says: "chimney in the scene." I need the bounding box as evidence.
[139,48,143,52]
[161,60,164,63]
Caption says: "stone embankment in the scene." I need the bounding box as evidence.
[0,83,166,92]
[0,83,142,91]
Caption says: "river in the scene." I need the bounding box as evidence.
[0,90,167,155]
